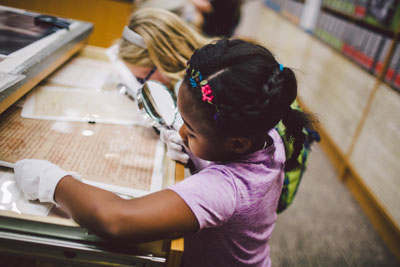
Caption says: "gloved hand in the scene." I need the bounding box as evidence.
[160,128,190,164]
[14,159,80,205]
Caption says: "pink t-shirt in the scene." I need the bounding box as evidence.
[169,129,285,267]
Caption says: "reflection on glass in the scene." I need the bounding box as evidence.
[136,81,177,128]
[11,202,20,213]
[82,130,94,136]
[0,171,21,213]
[1,180,13,203]
[0,167,51,216]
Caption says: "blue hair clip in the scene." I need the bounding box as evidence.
[279,64,284,72]
[189,77,197,87]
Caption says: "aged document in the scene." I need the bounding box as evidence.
[46,57,116,90]
[21,85,145,125]
[0,106,162,192]
[21,54,146,125]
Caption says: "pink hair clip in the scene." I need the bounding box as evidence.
[187,65,219,122]
[201,84,214,104]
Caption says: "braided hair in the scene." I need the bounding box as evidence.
[183,39,316,171]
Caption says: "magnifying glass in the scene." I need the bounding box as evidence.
[136,80,178,129]
[137,80,209,171]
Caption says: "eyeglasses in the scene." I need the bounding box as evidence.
[136,67,157,84]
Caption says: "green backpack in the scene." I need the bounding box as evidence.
[275,102,320,213]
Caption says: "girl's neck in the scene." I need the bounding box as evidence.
[248,134,273,154]
[218,134,273,163]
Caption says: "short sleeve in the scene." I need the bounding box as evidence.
[168,167,237,230]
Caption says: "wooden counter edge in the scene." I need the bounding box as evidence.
[166,162,185,267]
[0,40,86,114]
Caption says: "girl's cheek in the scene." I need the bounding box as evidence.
[179,125,186,141]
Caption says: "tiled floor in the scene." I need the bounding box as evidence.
[270,145,398,266]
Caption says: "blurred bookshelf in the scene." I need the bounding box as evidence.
[264,0,400,92]
[265,0,305,23]
[261,0,400,261]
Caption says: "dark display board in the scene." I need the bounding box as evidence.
[0,10,70,55]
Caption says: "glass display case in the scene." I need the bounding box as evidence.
[0,5,183,266]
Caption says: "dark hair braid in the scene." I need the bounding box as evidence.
[275,67,316,171]
[184,39,316,170]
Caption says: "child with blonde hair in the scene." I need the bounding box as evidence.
[119,7,209,88]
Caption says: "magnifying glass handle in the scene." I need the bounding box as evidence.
[0,160,14,169]
[179,143,194,172]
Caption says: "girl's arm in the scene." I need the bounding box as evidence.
[55,176,199,242]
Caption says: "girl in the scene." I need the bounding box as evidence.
[119,9,318,206]
[14,39,316,266]
[119,8,209,89]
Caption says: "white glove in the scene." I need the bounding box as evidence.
[14,159,80,205]
[160,128,190,164]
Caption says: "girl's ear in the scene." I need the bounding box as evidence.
[226,137,252,154]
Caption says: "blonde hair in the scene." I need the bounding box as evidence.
[119,8,210,86]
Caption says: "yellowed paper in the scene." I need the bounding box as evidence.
[22,85,145,125]
[46,57,116,90]
[0,106,161,191]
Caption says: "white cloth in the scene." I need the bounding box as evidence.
[159,126,211,171]
[14,159,80,205]
[160,128,190,164]
[160,109,211,169]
